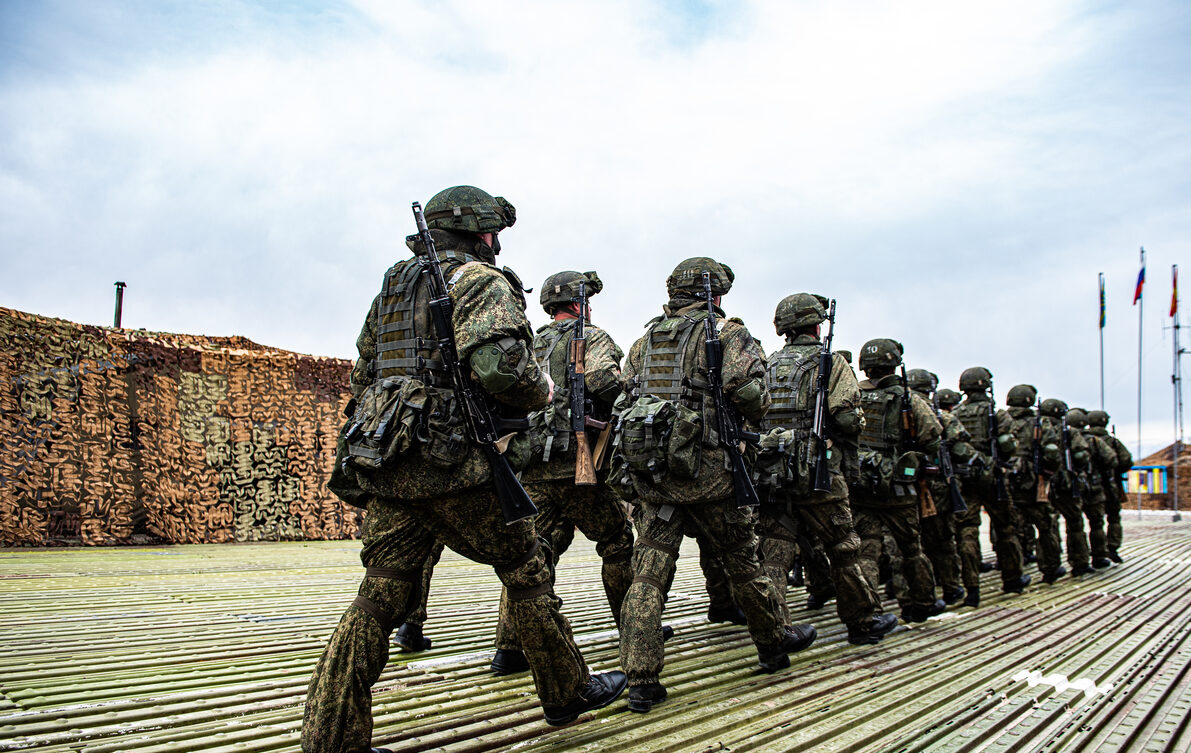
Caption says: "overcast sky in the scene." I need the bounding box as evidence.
[2,0,1190,457]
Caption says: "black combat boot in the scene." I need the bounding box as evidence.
[806,586,836,611]
[1042,566,1067,584]
[942,586,966,605]
[847,613,899,645]
[707,604,748,625]
[662,625,675,642]
[627,682,668,713]
[788,566,805,588]
[757,624,817,673]
[1002,574,1031,594]
[1092,557,1112,569]
[901,599,946,623]
[962,586,980,608]
[543,671,628,726]
[1071,564,1095,576]
[978,560,996,573]
[393,622,432,652]
[490,648,529,675]
[1108,549,1123,563]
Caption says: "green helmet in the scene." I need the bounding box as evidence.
[666,257,734,298]
[959,366,992,393]
[937,388,962,408]
[1040,398,1068,418]
[1006,384,1038,407]
[858,338,903,370]
[423,185,516,234]
[1066,407,1089,428]
[774,293,828,335]
[540,271,603,313]
[906,368,938,393]
[1087,410,1110,427]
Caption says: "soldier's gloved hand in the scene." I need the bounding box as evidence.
[545,372,555,403]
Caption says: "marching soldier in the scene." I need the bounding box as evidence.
[1086,410,1133,561]
[1038,398,1094,575]
[1003,385,1065,583]
[1069,407,1115,569]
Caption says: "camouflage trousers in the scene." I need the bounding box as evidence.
[1017,502,1062,576]
[1082,487,1109,560]
[1052,492,1091,570]
[852,502,936,610]
[301,491,588,753]
[1106,487,1124,554]
[688,525,739,613]
[494,481,633,650]
[920,503,961,595]
[620,499,785,687]
[403,540,445,627]
[954,490,1024,590]
[758,476,881,628]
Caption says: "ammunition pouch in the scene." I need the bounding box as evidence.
[608,395,703,497]
[857,449,921,499]
[341,376,432,470]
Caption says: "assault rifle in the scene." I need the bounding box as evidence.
[930,378,967,514]
[807,299,837,493]
[1061,413,1083,501]
[701,272,760,508]
[569,281,597,485]
[900,366,936,517]
[1032,399,1050,502]
[987,380,1009,502]
[412,202,537,524]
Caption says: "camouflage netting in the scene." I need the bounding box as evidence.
[0,306,361,545]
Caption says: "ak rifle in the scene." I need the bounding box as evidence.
[569,281,597,485]
[930,380,967,513]
[807,299,836,493]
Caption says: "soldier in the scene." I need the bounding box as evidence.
[1038,398,1094,576]
[390,541,443,652]
[851,339,946,623]
[487,271,637,674]
[1087,410,1132,561]
[302,187,625,753]
[1003,385,1065,583]
[1069,407,1115,569]
[906,368,972,604]
[612,257,816,713]
[951,367,1030,607]
[757,294,897,645]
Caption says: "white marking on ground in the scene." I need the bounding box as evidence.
[1011,669,1107,698]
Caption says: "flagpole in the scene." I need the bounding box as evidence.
[1099,272,1105,410]
[1173,264,1182,522]
[1138,247,1145,520]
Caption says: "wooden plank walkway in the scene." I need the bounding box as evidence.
[0,517,1188,752]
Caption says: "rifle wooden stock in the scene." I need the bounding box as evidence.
[918,480,938,518]
[591,416,614,470]
[570,337,597,485]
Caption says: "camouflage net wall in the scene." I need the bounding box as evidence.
[0,306,361,546]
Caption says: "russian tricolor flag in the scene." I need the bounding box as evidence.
[1134,248,1146,305]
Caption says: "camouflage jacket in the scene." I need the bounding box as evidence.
[1079,427,1120,500]
[764,334,863,438]
[620,297,770,504]
[342,230,549,500]
[857,374,942,457]
[1039,415,1091,498]
[1087,426,1133,495]
[522,317,624,483]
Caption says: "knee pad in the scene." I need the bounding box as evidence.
[831,531,861,560]
[352,566,420,636]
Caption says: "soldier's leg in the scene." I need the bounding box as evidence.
[852,507,884,596]
[1023,503,1063,580]
[883,528,908,603]
[697,531,739,616]
[563,485,634,628]
[620,503,684,689]
[982,495,1025,588]
[301,499,434,753]
[884,506,937,612]
[922,507,962,601]
[493,489,565,657]
[1106,488,1124,560]
[1053,494,1091,572]
[686,502,796,663]
[757,506,799,624]
[1016,504,1037,562]
[1084,492,1110,564]
[395,539,444,652]
[953,499,983,605]
[796,495,881,628]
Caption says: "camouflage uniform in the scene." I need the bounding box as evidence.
[907,370,972,603]
[613,258,815,708]
[950,368,1028,598]
[1002,387,1064,581]
[850,340,944,620]
[1038,399,1093,574]
[1070,408,1115,568]
[1087,411,1132,560]
[492,272,633,658]
[303,188,617,752]
[756,294,886,641]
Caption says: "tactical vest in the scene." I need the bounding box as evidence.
[634,310,715,445]
[762,346,819,434]
[530,319,578,458]
[953,400,993,454]
[858,384,903,454]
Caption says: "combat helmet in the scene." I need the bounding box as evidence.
[540,271,603,314]
[1039,398,1069,418]
[959,366,992,393]
[937,388,962,408]
[858,339,903,371]
[1006,384,1038,408]
[906,368,938,394]
[423,185,516,235]
[666,257,734,298]
[774,293,828,335]
[1087,410,1110,427]
[1067,407,1089,428]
